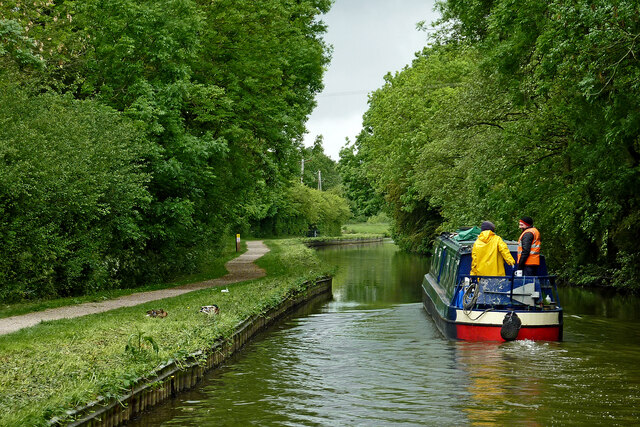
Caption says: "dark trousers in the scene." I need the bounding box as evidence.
[523,265,539,276]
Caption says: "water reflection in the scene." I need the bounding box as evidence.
[456,342,515,423]
[453,341,551,425]
[130,242,640,426]
[559,286,640,321]
[317,241,429,306]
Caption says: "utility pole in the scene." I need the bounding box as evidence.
[317,170,322,191]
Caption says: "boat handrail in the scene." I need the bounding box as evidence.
[456,274,560,310]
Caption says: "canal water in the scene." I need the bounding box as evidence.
[131,240,640,425]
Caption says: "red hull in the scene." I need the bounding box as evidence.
[456,324,561,342]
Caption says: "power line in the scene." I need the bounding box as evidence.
[318,90,371,98]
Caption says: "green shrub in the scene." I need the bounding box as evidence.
[253,183,351,237]
[0,87,152,301]
[367,212,390,224]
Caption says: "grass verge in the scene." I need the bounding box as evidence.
[0,238,330,426]
[302,233,386,245]
[0,238,245,320]
[341,222,391,236]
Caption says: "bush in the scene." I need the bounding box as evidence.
[253,183,351,237]
[0,87,152,301]
[367,212,390,224]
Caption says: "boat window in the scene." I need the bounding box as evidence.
[432,245,441,273]
[442,253,451,287]
[431,248,436,272]
[436,247,447,284]
[437,249,456,292]
[447,254,457,290]
[441,255,447,285]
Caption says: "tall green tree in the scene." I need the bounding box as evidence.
[357,48,473,252]
[337,139,384,220]
[0,18,44,77]
[300,136,341,191]
[432,0,640,287]
[356,0,640,289]
[252,183,350,237]
[0,0,333,298]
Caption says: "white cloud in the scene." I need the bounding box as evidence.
[304,0,439,160]
[305,112,364,160]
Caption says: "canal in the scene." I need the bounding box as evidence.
[131,240,640,425]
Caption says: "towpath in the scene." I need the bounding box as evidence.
[0,240,270,336]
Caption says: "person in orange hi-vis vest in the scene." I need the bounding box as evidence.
[517,216,541,276]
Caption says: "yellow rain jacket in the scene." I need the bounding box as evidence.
[471,230,515,276]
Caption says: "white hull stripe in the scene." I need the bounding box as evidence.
[454,309,560,326]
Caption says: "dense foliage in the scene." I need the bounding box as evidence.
[252,183,350,237]
[353,0,640,290]
[337,140,384,221]
[0,88,152,300]
[253,135,349,237]
[300,136,341,191]
[0,0,340,301]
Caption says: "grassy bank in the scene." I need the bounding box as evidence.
[0,239,330,426]
[302,233,386,245]
[341,222,391,236]
[0,238,244,320]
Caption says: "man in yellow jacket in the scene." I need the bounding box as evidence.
[471,221,515,276]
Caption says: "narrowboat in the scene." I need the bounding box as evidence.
[422,229,563,341]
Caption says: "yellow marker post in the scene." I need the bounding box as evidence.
[236,234,241,252]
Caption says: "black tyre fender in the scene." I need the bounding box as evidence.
[501,311,522,341]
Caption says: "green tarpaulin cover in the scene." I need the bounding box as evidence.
[453,226,481,241]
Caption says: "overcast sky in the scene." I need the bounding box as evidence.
[303,0,440,160]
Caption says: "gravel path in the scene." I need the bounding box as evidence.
[0,240,270,336]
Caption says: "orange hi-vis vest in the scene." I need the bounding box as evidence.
[518,227,541,266]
